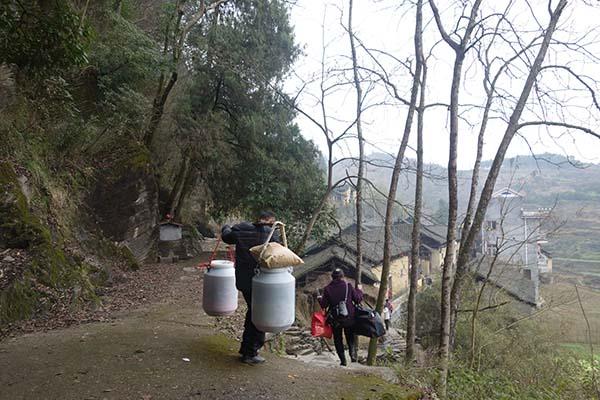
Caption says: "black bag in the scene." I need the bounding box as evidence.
[327,283,354,328]
[353,304,385,338]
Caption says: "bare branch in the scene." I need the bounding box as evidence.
[516,121,600,140]
[539,64,600,112]
[429,0,460,51]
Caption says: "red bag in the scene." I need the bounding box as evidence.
[311,310,333,338]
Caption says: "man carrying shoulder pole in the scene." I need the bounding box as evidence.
[221,211,279,365]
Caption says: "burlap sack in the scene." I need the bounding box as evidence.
[250,242,304,268]
[249,221,304,269]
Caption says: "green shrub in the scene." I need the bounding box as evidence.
[0,1,88,74]
[402,278,598,399]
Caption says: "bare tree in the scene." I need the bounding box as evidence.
[428,0,483,392]
[460,0,529,244]
[289,7,371,254]
[406,5,426,362]
[450,0,569,363]
[347,0,364,288]
[347,0,365,363]
[422,1,600,395]
[366,0,423,366]
[453,0,543,349]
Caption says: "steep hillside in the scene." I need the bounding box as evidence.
[0,1,327,327]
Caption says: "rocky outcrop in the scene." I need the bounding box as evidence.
[0,162,93,324]
[88,143,159,263]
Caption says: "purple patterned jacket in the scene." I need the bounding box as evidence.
[318,278,363,318]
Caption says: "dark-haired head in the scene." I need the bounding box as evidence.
[256,211,275,225]
[332,268,344,280]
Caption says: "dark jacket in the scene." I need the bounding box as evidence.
[318,278,363,319]
[221,222,279,293]
[384,299,393,312]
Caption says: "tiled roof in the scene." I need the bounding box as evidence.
[335,224,410,264]
[295,244,379,283]
[297,222,447,284]
[474,259,540,306]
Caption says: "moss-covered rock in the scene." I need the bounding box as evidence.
[118,244,140,270]
[0,162,48,249]
[0,161,94,324]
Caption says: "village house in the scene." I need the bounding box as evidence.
[477,187,556,306]
[481,188,554,272]
[330,186,356,206]
[295,221,448,304]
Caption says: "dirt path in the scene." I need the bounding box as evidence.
[0,260,420,400]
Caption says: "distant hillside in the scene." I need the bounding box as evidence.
[333,153,600,264]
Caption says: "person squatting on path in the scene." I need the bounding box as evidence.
[318,268,364,366]
[221,211,279,365]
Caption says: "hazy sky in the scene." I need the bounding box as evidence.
[286,0,600,169]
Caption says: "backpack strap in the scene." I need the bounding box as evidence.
[344,282,349,302]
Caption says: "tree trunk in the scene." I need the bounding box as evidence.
[173,165,197,219]
[451,53,502,351]
[469,250,501,368]
[113,0,122,14]
[143,1,209,149]
[143,2,183,149]
[430,0,483,394]
[461,90,492,244]
[348,0,364,287]
[294,142,334,254]
[437,51,463,400]
[166,154,191,218]
[366,0,422,366]
[406,15,425,362]
[144,71,178,148]
[348,0,365,361]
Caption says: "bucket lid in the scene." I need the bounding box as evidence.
[210,260,234,269]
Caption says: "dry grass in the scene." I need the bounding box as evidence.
[536,279,600,345]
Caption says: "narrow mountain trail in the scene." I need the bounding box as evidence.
[0,258,420,400]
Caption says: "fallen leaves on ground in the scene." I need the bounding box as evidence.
[1,258,206,340]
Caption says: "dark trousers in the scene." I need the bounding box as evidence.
[385,319,391,331]
[332,324,355,364]
[239,290,265,357]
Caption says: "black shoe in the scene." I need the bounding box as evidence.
[241,355,266,365]
[349,348,357,363]
[340,360,347,366]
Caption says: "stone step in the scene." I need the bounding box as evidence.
[285,330,305,338]
[286,343,314,351]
